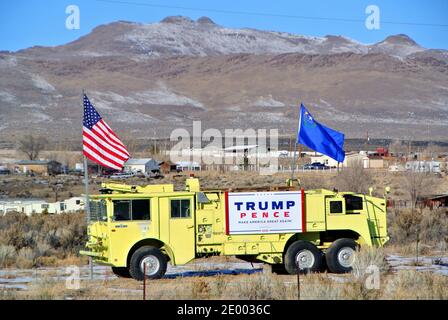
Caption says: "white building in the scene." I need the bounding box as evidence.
[0,197,84,216]
[124,158,160,174]
[405,161,441,173]
[389,164,406,172]
[310,154,339,168]
[309,152,369,168]
[75,163,84,172]
[175,161,201,171]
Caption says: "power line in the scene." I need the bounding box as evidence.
[96,0,448,28]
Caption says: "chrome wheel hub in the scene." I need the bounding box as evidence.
[295,249,315,270]
[338,247,355,268]
[140,255,160,276]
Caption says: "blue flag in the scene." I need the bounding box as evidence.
[297,104,345,162]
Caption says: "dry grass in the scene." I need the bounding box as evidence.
[388,207,448,250]
[382,270,448,299]
[233,266,295,300]
[0,246,446,300]
[0,245,16,267]
[352,246,390,277]
[3,268,446,300]
[0,212,87,268]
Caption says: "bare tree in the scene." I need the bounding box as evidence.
[18,135,48,160]
[388,139,407,156]
[120,133,139,156]
[335,160,373,194]
[402,171,434,211]
[422,143,442,160]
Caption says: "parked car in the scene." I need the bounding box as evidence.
[109,172,136,179]
[0,168,11,175]
[302,162,330,170]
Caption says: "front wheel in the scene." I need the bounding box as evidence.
[129,246,167,281]
[325,238,358,273]
[284,240,323,274]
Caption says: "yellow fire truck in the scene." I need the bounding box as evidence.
[80,177,389,280]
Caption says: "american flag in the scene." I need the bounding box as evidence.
[83,94,130,170]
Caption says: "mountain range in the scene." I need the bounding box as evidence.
[0,16,447,143]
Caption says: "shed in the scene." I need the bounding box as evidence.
[159,161,176,174]
[417,194,448,210]
[15,160,62,175]
[124,158,160,174]
[367,156,386,169]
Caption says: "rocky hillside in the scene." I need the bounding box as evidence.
[0,16,447,142]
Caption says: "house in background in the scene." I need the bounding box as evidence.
[15,160,62,175]
[389,164,406,172]
[48,197,84,214]
[405,160,441,173]
[175,161,201,172]
[367,156,387,169]
[123,158,160,174]
[310,152,369,168]
[343,152,369,168]
[368,148,389,157]
[159,160,176,174]
[417,193,448,209]
[0,196,84,216]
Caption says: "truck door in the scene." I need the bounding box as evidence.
[325,197,347,230]
[108,198,153,266]
[160,196,196,265]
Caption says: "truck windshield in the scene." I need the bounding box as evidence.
[89,199,107,222]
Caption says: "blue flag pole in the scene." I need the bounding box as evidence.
[290,104,302,181]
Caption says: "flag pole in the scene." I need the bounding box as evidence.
[290,104,302,183]
[82,89,94,280]
[290,141,298,181]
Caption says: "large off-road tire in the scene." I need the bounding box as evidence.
[284,240,323,274]
[129,246,167,281]
[325,238,358,274]
[111,267,131,278]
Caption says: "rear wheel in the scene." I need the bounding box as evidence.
[129,246,167,281]
[111,267,131,278]
[284,240,323,274]
[325,238,358,273]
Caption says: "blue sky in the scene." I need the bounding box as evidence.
[0,1,447,52]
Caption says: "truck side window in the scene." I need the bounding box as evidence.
[132,200,150,220]
[345,195,363,211]
[113,200,150,221]
[171,199,190,218]
[330,201,343,214]
[113,200,131,221]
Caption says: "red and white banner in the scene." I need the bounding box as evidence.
[225,190,305,235]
